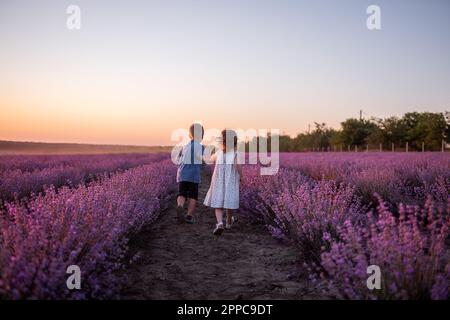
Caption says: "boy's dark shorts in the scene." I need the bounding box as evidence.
[178,181,199,200]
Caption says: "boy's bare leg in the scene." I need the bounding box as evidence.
[176,196,186,223]
[177,196,186,207]
[187,199,196,216]
[226,209,233,225]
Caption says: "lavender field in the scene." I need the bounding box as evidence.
[242,153,450,299]
[0,152,448,299]
[0,154,176,299]
[0,153,168,201]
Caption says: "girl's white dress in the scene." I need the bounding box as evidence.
[204,150,240,209]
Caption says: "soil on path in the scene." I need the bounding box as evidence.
[119,172,328,300]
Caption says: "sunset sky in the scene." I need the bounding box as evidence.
[1,0,449,146]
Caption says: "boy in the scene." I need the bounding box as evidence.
[176,123,205,224]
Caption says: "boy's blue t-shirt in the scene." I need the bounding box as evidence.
[176,140,205,184]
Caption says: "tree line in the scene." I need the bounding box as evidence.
[250,112,450,152]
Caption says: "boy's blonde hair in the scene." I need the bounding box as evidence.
[189,123,204,141]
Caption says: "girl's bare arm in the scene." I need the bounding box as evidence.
[236,163,243,179]
[202,146,216,164]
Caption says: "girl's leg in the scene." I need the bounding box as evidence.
[213,208,225,235]
[226,209,233,225]
[215,208,224,225]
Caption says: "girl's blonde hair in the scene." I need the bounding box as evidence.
[221,129,238,152]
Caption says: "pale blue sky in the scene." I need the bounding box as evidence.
[1,0,449,145]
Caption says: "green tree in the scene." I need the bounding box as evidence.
[339,118,378,148]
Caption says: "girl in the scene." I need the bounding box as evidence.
[204,129,242,235]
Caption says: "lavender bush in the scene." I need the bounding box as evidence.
[241,166,364,263]
[0,160,175,299]
[320,197,450,299]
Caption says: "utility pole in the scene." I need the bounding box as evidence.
[359,109,363,121]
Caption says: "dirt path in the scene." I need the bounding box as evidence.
[119,172,326,300]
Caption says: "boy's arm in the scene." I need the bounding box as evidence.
[201,145,208,164]
[174,147,183,165]
[192,143,204,165]
[202,145,215,164]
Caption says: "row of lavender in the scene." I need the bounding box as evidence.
[279,152,449,208]
[0,153,169,172]
[241,153,449,299]
[0,153,168,201]
[0,159,176,299]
